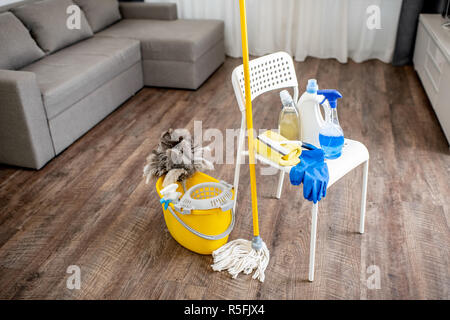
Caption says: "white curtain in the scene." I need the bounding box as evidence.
[146,0,403,63]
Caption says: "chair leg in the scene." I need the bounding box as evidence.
[308,202,318,282]
[360,160,369,234]
[276,170,285,199]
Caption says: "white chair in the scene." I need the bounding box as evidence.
[231,52,369,281]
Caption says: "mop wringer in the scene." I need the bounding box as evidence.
[210,0,269,282]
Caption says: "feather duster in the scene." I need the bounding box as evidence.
[143,129,214,187]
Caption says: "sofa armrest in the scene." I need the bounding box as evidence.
[119,2,178,20]
[0,70,55,169]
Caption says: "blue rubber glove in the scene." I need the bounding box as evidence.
[289,159,308,186]
[289,148,329,203]
[289,148,322,186]
[302,162,329,203]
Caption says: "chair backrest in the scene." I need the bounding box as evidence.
[232,51,299,112]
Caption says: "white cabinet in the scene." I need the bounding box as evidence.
[413,14,450,144]
[435,62,450,140]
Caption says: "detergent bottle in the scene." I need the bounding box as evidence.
[317,89,344,159]
[297,79,325,147]
[278,90,301,141]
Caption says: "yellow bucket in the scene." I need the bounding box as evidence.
[156,172,235,255]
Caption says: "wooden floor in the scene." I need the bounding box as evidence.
[0,57,449,300]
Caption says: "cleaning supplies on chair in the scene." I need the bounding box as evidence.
[279,90,301,141]
[317,90,344,159]
[298,81,345,158]
[289,148,329,203]
[255,130,302,166]
[297,79,324,147]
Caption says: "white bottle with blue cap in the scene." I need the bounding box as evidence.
[297,79,325,147]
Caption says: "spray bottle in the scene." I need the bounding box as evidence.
[317,89,344,159]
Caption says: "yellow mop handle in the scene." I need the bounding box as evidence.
[239,0,260,237]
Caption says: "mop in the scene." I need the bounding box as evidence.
[211,0,269,282]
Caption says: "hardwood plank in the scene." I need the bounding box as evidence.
[0,57,448,299]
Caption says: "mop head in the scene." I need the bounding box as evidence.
[211,238,269,282]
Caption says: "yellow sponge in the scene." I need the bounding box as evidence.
[255,130,301,166]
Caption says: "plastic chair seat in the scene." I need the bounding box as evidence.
[255,139,368,188]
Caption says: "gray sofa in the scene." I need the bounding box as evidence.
[0,0,225,169]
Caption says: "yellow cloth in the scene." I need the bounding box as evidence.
[255,130,302,166]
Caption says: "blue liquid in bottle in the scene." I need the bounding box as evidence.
[319,133,344,159]
[317,89,344,159]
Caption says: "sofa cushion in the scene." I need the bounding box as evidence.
[11,0,93,54]
[74,0,121,33]
[21,36,141,119]
[97,19,224,62]
[0,12,45,70]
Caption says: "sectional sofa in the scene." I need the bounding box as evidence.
[0,0,225,169]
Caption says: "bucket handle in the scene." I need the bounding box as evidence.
[167,205,235,241]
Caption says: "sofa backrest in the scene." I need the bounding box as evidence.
[1,0,122,33]
[0,0,124,70]
[0,0,40,13]
[73,0,122,33]
[0,11,45,70]
[10,0,94,54]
